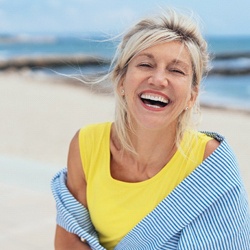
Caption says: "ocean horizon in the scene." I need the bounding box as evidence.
[1,33,250,111]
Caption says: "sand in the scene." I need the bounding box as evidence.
[1,71,250,249]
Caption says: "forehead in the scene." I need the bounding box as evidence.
[134,41,192,65]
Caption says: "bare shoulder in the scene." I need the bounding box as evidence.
[67,130,88,208]
[67,130,82,170]
[203,138,220,160]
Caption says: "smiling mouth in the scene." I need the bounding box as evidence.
[140,93,169,109]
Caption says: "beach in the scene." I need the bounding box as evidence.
[1,71,250,249]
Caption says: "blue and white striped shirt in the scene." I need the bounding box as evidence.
[51,133,250,249]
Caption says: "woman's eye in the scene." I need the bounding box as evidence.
[139,63,151,68]
[170,68,185,75]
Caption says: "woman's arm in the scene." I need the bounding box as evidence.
[54,131,91,250]
[55,225,91,250]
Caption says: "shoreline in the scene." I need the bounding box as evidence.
[5,69,250,114]
[201,102,250,115]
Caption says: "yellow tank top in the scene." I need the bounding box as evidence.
[79,122,212,249]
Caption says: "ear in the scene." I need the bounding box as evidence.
[117,78,125,97]
[118,76,125,91]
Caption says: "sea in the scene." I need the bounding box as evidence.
[1,34,250,112]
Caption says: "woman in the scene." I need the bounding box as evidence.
[52,9,250,249]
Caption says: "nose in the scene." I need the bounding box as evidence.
[149,68,168,87]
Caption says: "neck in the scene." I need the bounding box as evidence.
[132,126,176,160]
[111,122,178,181]
[113,121,177,168]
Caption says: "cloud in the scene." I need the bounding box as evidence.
[0,0,250,35]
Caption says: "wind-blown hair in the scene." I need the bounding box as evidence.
[110,8,210,154]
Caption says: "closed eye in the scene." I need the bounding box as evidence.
[169,68,185,75]
[138,63,152,68]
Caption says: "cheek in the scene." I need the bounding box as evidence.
[176,83,191,98]
[122,74,139,95]
[121,64,142,88]
[182,78,193,97]
[173,84,193,107]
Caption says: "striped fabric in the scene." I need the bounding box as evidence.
[52,168,105,250]
[51,133,250,249]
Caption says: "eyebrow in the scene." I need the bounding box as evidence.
[170,59,191,69]
[136,53,154,59]
[136,53,191,69]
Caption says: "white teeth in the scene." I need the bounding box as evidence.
[145,104,161,108]
[140,93,169,104]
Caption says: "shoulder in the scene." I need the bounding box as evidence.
[78,121,112,155]
[188,131,221,161]
[68,130,81,169]
[67,130,88,207]
[79,122,112,134]
[203,137,220,160]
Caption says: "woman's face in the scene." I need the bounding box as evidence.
[120,41,197,131]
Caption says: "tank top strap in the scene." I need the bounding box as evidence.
[78,122,112,180]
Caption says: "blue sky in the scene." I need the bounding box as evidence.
[0,0,250,36]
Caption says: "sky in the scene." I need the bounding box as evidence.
[0,0,250,36]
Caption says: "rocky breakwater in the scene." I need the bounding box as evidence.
[1,52,250,76]
[0,54,111,71]
[210,52,250,75]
